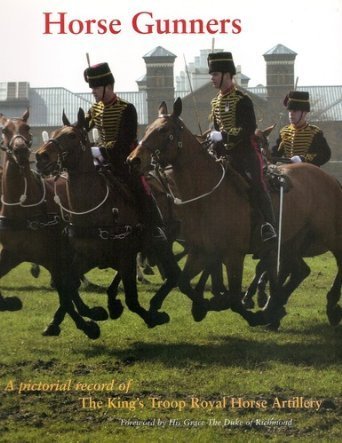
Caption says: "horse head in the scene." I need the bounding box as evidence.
[254,123,277,163]
[128,98,185,172]
[0,110,32,167]
[36,108,90,176]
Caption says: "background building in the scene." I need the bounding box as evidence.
[1,44,341,179]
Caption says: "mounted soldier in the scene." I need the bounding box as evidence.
[272,91,331,166]
[83,62,180,279]
[207,52,277,242]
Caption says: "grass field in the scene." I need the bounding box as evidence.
[0,253,341,442]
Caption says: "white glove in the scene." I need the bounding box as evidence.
[210,130,223,142]
[91,146,105,164]
[291,155,302,163]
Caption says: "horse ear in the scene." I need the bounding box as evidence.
[77,108,86,129]
[158,101,168,116]
[62,109,71,126]
[22,108,29,122]
[173,98,182,118]
[262,123,277,138]
[42,131,49,142]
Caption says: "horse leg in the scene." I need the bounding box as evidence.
[279,257,311,304]
[107,271,124,319]
[148,241,181,313]
[0,249,23,311]
[223,255,260,326]
[30,263,41,278]
[206,258,230,311]
[121,257,169,328]
[256,271,269,308]
[243,260,267,309]
[253,250,287,329]
[178,253,210,322]
[59,283,101,339]
[326,253,342,326]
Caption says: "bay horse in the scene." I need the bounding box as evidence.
[35,109,175,331]
[128,98,342,328]
[0,111,108,338]
[242,128,342,327]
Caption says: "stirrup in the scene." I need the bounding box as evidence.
[261,222,277,242]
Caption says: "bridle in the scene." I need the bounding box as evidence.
[145,115,184,167]
[41,125,111,218]
[1,132,32,167]
[0,127,47,208]
[46,126,89,174]
[140,115,226,206]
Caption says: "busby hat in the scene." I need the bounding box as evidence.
[208,52,236,75]
[284,91,310,112]
[84,62,114,88]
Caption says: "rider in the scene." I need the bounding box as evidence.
[207,52,277,242]
[272,91,331,166]
[83,62,180,278]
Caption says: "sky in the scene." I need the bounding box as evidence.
[1,0,342,93]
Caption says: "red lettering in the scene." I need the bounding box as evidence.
[206,19,219,34]
[108,19,122,34]
[68,19,84,35]
[232,19,242,34]
[43,12,67,35]
[132,11,153,34]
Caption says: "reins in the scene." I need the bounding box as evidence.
[1,173,47,207]
[53,179,110,216]
[160,162,226,205]
[1,130,45,208]
[46,132,111,217]
[148,116,226,205]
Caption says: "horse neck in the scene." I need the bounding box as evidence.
[172,129,222,194]
[1,156,44,217]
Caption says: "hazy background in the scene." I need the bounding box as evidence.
[1,0,341,92]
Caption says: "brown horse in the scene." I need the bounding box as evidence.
[242,128,342,326]
[0,111,108,337]
[128,98,342,328]
[35,109,174,331]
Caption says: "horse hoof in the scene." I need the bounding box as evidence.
[208,294,231,311]
[109,300,124,319]
[0,296,23,311]
[242,296,255,310]
[147,311,170,328]
[327,305,342,326]
[246,310,267,327]
[88,306,109,321]
[42,324,61,336]
[266,321,280,331]
[84,321,100,340]
[191,299,208,322]
[257,291,268,308]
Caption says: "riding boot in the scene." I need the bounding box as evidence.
[255,191,277,242]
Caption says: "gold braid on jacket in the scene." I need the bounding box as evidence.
[88,98,129,148]
[278,124,321,162]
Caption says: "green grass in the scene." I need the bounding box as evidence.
[0,253,341,442]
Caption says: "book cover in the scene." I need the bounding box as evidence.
[1,1,341,442]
